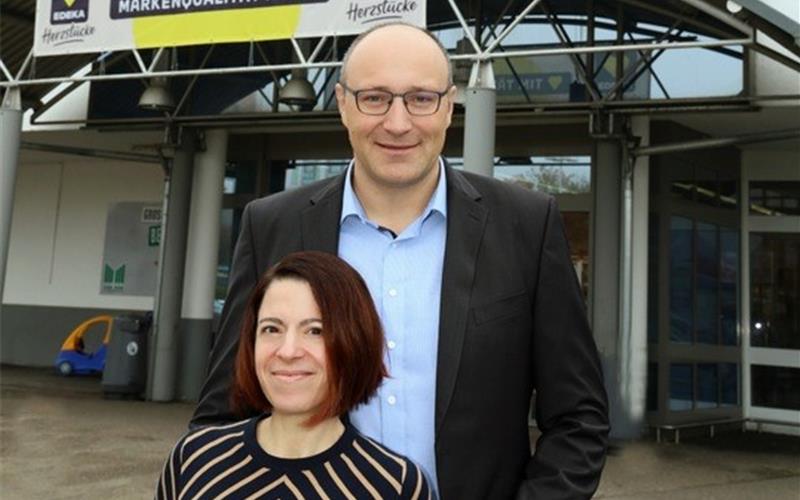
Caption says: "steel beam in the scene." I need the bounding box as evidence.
[447,0,482,54]
[0,58,12,82]
[20,142,160,163]
[542,1,601,101]
[171,45,216,118]
[632,128,800,156]
[485,0,545,53]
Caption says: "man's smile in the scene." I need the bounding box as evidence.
[375,141,419,151]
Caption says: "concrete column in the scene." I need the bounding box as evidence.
[179,129,228,401]
[616,116,650,438]
[149,131,194,402]
[593,120,651,439]
[0,89,22,305]
[462,61,495,177]
[591,138,623,436]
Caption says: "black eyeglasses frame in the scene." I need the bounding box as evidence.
[339,83,452,116]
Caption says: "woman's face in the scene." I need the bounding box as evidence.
[255,278,328,419]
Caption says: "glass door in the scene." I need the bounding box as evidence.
[742,169,800,428]
[647,157,741,426]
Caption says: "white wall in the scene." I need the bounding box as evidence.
[3,159,163,310]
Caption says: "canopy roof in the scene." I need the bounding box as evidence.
[1,0,798,124]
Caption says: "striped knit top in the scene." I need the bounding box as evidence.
[155,415,431,500]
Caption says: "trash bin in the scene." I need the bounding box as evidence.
[102,313,151,397]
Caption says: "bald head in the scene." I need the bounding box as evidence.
[333,21,455,209]
[339,22,452,87]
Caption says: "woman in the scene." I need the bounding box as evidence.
[156,251,431,499]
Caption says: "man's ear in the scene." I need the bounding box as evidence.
[335,83,348,126]
[445,84,456,127]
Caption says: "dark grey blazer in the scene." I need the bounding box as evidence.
[192,164,609,499]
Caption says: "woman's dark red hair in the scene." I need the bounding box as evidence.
[230,251,387,426]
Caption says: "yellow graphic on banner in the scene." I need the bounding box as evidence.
[601,53,631,77]
[132,6,302,49]
[64,0,77,7]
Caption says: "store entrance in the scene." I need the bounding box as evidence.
[647,153,742,426]
[742,169,800,430]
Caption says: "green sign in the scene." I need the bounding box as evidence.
[148,225,161,246]
[103,264,126,290]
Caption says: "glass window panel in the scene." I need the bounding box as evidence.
[720,363,738,407]
[718,179,738,211]
[751,365,800,411]
[749,181,800,216]
[696,363,718,409]
[750,232,800,349]
[695,168,719,208]
[214,207,241,315]
[696,222,719,344]
[647,362,658,411]
[284,159,349,190]
[650,165,660,195]
[233,161,257,194]
[492,157,592,303]
[670,163,695,203]
[223,176,236,194]
[670,363,693,411]
[670,217,693,343]
[648,213,659,344]
[647,46,742,99]
[720,228,739,345]
[493,157,591,194]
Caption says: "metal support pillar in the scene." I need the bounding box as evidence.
[591,138,623,437]
[616,116,650,438]
[149,130,194,402]
[0,89,23,306]
[462,61,496,177]
[179,129,228,401]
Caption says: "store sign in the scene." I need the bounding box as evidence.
[101,202,160,296]
[34,0,425,56]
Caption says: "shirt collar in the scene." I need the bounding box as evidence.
[340,158,448,224]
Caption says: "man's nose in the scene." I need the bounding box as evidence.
[382,97,413,134]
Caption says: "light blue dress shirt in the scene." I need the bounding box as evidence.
[338,160,447,491]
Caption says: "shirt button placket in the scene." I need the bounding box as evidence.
[382,245,405,450]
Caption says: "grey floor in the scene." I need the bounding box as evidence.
[1,365,799,499]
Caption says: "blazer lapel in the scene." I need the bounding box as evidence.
[436,167,488,437]
[301,174,345,254]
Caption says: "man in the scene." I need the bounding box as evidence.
[193,23,609,499]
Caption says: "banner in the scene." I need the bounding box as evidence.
[34,0,425,56]
[494,51,651,103]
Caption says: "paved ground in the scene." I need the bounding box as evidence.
[1,365,799,499]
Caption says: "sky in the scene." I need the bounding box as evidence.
[436,0,800,101]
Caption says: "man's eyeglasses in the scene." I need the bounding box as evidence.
[340,83,451,116]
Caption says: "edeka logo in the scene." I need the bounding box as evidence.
[43,0,95,47]
[346,0,418,24]
[52,0,89,24]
